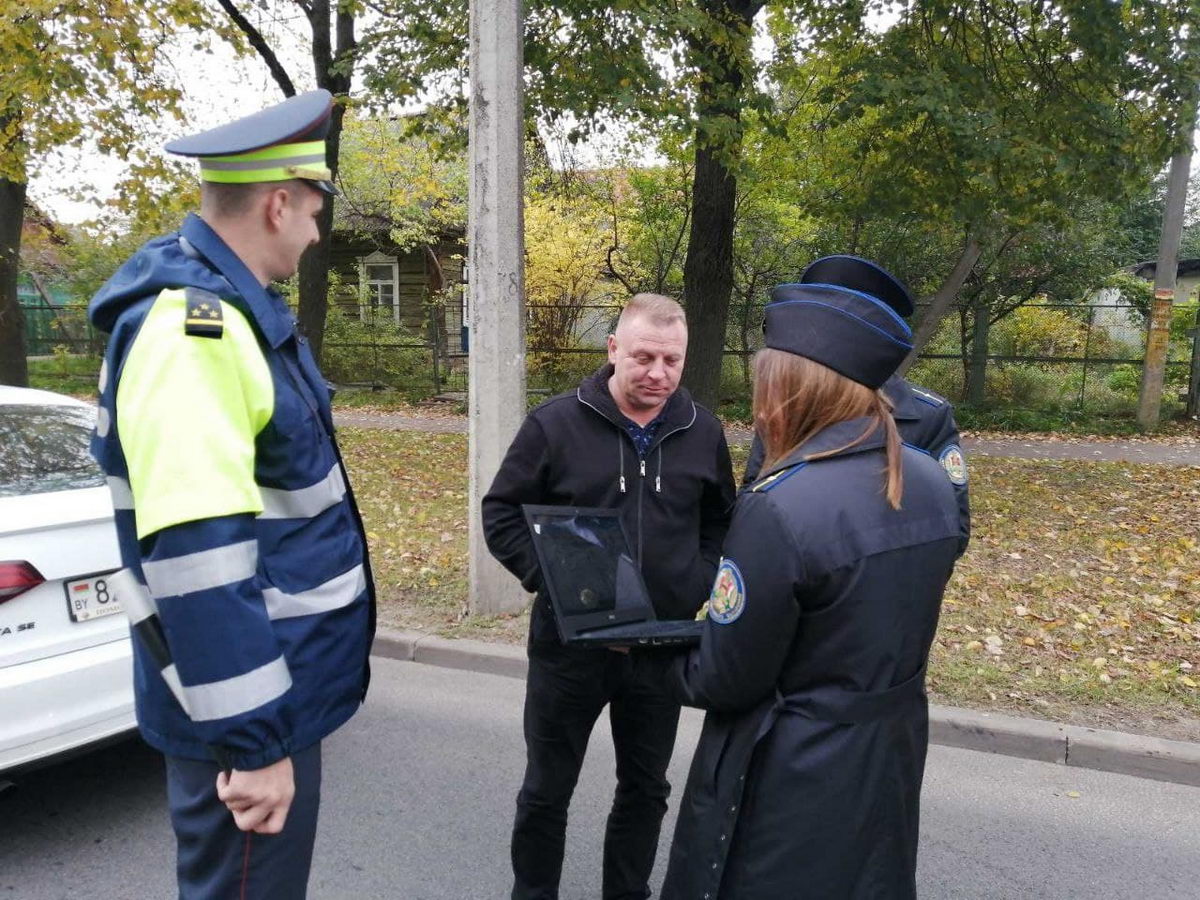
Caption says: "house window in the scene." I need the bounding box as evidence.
[360,253,399,323]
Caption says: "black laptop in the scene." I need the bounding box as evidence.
[522,505,703,647]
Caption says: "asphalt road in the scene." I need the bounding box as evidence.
[3,659,1198,899]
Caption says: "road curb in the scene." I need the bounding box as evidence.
[371,628,1200,788]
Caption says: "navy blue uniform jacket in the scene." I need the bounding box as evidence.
[744,374,970,555]
[656,417,960,899]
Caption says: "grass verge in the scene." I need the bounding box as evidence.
[340,428,1200,741]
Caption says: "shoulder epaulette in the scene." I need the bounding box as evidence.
[909,386,945,408]
[749,461,807,492]
[184,287,224,339]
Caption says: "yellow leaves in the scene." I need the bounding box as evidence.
[0,0,205,179]
[937,455,1200,714]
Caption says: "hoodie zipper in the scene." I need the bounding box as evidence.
[577,389,698,567]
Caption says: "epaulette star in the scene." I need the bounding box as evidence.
[184,288,224,339]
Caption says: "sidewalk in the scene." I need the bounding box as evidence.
[334,410,1200,465]
[372,628,1200,788]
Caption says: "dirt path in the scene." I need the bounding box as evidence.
[333,410,1200,466]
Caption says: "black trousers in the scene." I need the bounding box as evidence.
[512,641,683,900]
[165,742,322,900]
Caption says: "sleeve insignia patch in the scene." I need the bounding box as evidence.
[707,558,746,625]
[184,289,224,338]
[939,444,968,485]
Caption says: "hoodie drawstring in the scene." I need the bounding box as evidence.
[655,446,662,493]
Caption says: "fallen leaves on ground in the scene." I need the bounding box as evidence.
[341,429,1200,736]
[931,456,1199,739]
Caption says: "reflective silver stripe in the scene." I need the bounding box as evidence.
[98,359,108,394]
[106,476,134,510]
[180,655,292,722]
[258,465,346,520]
[142,540,257,598]
[96,405,110,437]
[110,568,154,624]
[161,664,188,712]
[200,153,325,172]
[263,564,366,620]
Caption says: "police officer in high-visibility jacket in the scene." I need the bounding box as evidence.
[742,256,970,555]
[89,90,375,899]
[644,274,962,899]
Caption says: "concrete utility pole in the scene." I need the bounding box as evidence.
[1137,140,1193,430]
[467,0,528,614]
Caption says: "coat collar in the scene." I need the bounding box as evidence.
[758,416,888,480]
[884,374,922,422]
[179,213,293,348]
[577,364,697,433]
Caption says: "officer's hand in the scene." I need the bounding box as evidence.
[216,756,295,834]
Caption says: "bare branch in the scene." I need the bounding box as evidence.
[605,245,637,295]
[215,0,297,97]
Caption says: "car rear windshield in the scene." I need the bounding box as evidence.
[0,405,105,496]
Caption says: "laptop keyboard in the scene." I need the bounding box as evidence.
[580,619,702,640]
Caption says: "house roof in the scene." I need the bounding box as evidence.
[22,201,68,245]
[1131,258,1200,280]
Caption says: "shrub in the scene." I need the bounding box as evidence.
[321,302,436,398]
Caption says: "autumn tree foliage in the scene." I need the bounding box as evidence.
[0,0,217,386]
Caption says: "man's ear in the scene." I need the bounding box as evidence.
[606,333,618,364]
[262,186,290,231]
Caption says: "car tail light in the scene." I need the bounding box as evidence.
[0,561,45,603]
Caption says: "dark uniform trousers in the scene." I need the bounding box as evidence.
[165,742,322,900]
[513,641,682,900]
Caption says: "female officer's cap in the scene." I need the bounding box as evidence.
[164,90,338,195]
[764,256,913,389]
[800,255,914,317]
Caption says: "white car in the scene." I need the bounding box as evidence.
[0,385,135,774]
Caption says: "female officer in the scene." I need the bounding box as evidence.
[648,272,962,899]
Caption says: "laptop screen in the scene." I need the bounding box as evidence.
[526,509,642,618]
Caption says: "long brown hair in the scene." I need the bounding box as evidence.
[753,348,904,508]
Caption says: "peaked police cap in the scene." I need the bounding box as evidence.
[164,90,338,195]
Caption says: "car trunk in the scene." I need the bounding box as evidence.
[0,486,127,668]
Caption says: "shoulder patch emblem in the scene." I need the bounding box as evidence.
[938,444,968,485]
[707,558,746,625]
[184,289,224,338]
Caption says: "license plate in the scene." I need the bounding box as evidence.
[64,572,124,623]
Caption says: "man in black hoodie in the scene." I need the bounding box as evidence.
[483,293,736,900]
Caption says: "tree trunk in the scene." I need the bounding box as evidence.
[898,235,982,376]
[294,0,354,364]
[682,143,739,408]
[680,0,760,410]
[0,175,29,387]
[966,301,990,406]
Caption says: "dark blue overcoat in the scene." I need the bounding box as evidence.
[658,416,961,900]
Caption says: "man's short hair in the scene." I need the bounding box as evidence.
[617,293,687,332]
[199,179,312,218]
